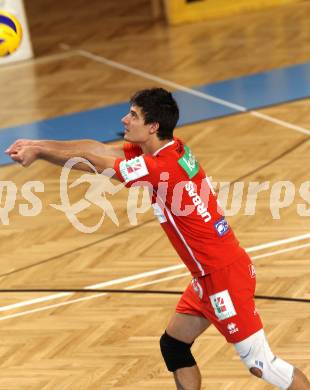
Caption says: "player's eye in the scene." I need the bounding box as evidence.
[130,110,138,119]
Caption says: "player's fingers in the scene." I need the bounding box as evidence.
[10,151,23,163]
[10,154,21,162]
[6,146,20,155]
[5,144,16,154]
[5,139,31,154]
[5,141,21,154]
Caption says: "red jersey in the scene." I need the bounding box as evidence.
[114,137,246,277]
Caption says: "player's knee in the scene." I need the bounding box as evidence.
[234,329,294,390]
[249,366,263,378]
[160,331,196,372]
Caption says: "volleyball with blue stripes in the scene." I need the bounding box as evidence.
[0,10,23,56]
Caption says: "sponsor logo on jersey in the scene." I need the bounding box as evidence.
[214,217,230,237]
[227,322,239,335]
[185,181,211,222]
[178,145,199,179]
[209,290,236,321]
[119,156,149,183]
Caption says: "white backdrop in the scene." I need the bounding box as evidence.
[0,0,33,65]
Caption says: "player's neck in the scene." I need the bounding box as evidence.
[141,137,173,156]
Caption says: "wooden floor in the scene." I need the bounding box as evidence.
[0,1,309,389]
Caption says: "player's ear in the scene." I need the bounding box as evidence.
[149,122,159,135]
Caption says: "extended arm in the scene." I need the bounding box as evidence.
[6,140,119,176]
[5,138,125,159]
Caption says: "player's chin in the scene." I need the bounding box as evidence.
[123,132,131,141]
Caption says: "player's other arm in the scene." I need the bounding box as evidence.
[5,138,125,159]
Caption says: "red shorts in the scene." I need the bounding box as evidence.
[176,254,263,343]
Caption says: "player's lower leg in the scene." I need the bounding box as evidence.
[288,368,310,390]
[235,329,310,389]
[160,313,211,389]
[160,331,201,390]
[249,364,310,390]
[173,365,201,390]
[161,314,211,389]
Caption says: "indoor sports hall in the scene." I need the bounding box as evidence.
[0,0,309,389]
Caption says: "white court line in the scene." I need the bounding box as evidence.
[0,236,309,319]
[125,272,190,290]
[0,293,107,322]
[1,232,309,312]
[251,242,310,260]
[1,242,310,322]
[0,50,78,71]
[246,232,310,253]
[74,48,310,136]
[77,50,246,112]
[0,264,186,312]
[0,274,193,322]
[0,50,79,134]
[0,292,72,311]
[0,274,191,322]
[250,112,310,136]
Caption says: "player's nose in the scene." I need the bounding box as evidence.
[121,114,129,124]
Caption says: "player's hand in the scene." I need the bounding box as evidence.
[5,139,39,156]
[9,145,41,167]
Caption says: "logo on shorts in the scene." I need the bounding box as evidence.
[191,278,203,300]
[227,322,239,335]
[209,290,236,321]
[249,263,256,278]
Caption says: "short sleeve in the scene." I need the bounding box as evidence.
[114,155,160,188]
[123,143,143,160]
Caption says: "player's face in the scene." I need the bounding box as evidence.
[121,105,153,143]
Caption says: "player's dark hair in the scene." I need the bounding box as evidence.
[130,88,179,140]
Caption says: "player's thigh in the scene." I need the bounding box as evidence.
[166,312,211,344]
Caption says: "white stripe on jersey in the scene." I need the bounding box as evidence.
[153,140,175,156]
[156,194,205,277]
